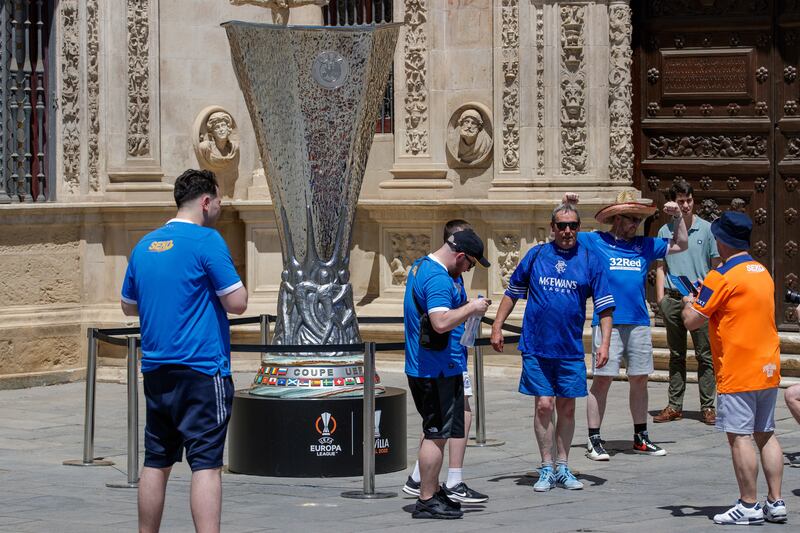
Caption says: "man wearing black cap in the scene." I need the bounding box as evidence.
[403,228,492,519]
[682,211,786,525]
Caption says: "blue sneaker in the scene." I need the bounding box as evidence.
[533,466,555,492]
[555,464,584,490]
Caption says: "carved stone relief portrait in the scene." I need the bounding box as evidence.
[446,104,493,169]
[192,106,240,198]
[496,234,520,290]
[389,232,431,286]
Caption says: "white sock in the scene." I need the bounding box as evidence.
[411,461,421,483]
[446,467,463,488]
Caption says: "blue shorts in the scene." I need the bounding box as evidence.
[519,354,588,398]
[143,365,234,471]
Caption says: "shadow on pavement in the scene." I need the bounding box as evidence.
[659,504,729,519]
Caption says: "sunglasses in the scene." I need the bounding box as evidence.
[620,214,643,224]
[555,221,579,231]
[461,254,477,269]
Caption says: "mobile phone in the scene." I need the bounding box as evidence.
[676,275,699,297]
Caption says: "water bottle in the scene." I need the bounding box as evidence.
[460,295,483,347]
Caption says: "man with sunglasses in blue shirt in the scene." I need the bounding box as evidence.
[490,203,615,492]
[563,191,687,461]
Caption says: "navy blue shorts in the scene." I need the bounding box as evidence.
[142,365,234,471]
[519,354,588,398]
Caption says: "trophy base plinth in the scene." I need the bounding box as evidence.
[227,387,407,477]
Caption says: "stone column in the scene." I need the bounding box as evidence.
[607,0,634,185]
[104,0,170,200]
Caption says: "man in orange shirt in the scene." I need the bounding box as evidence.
[682,211,785,525]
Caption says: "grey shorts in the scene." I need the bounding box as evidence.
[592,325,654,377]
[716,388,778,434]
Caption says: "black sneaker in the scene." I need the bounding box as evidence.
[586,436,610,461]
[412,496,464,519]
[402,475,420,497]
[435,487,462,509]
[441,482,489,503]
[633,431,667,456]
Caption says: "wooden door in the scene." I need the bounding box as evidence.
[633,0,800,331]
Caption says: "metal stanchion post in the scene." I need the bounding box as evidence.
[107,336,140,488]
[64,328,114,467]
[259,314,270,348]
[468,323,504,447]
[342,342,395,499]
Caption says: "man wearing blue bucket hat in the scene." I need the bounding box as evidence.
[682,210,786,525]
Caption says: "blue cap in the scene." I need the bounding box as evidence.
[711,211,752,250]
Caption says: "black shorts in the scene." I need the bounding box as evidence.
[143,365,234,471]
[407,374,465,440]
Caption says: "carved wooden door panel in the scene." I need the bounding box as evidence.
[633,0,800,331]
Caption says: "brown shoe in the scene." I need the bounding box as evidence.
[653,406,682,423]
[701,408,716,426]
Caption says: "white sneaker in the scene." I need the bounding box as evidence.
[763,499,787,523]
[586,436,610,461]
[713,500,764,525]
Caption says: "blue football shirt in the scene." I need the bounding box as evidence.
[121,219,242,376]
[506,242,615,359]
[404,255,468,378]
[577,231,668,326]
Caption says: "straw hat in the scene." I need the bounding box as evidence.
[594,190,657,224]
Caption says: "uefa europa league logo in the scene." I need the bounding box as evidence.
[315,412,337,445]
[374,409,382,438]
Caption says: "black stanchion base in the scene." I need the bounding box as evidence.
[467,437,505,448]
[228,386,407,477]
[341,490,397,499]
[63,458,115,467]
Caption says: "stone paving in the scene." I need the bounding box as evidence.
[1,369,799,532]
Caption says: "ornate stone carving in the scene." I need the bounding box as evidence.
[648,135,768,158]
[730,198,748,212]
[87,0,100,192]
[496,234,520,290]
[752,240,768,257]
[389,232,430,286]
[61,0,80,194]
[229,0,329,25]
[608,3,633,182]
[536,5,545,175]
[446,105,493,169]
[192,106,241,197]
[127,0,150,157]
[560,4,587,175]
[501,0,520,171]
[403,0,429,155]
[785,207,798,224]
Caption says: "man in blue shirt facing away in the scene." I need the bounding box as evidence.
[404,228,492,519]
[121,169,248,533]
[490,203,615,492]
[564,191,686,461]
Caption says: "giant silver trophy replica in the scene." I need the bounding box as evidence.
[224,12,399,398]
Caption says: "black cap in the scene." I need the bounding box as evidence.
[447,229,491,268]
[711,211,752,250]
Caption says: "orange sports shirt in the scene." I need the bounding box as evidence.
[691,254,780,394]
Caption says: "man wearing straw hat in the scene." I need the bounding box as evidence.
[563,191,687,460]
